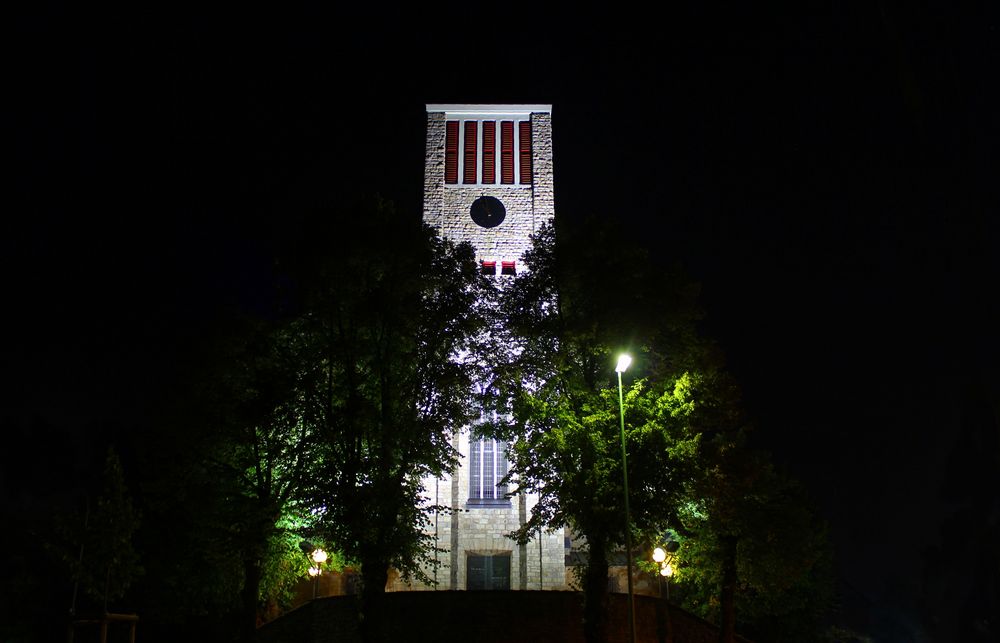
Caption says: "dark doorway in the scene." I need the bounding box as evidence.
[467,553,511,590]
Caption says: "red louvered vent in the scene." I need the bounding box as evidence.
[481,121,496,184]
[501,261,516,276]
[500,121,514,184]
[519,121,532,184]
[464,121,478,184]
[481,261,497,277]
[445,121,459,184]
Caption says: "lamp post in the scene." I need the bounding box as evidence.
[301,542,328,600]
[652,545,675,643]
[616,354,635,643]
[653,546,674,600]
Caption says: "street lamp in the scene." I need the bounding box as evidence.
[652,541,678,599]
[616,353,635,643]
[301,542,328,599]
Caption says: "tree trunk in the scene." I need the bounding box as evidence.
[240,556,262,643]
[359,559,390,643]
[583,541,610,643]
[718,536,738,643]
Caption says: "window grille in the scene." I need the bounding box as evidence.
[469,437,509,504]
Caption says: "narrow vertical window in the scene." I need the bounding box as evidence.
[463,121,478,184]
[445,121,459,184]
[470,440,482,499]
[500,121,514,184]
[470,438,509,502]
[481,121,496,184]
[482,440,495,498]
[519,120,532,184]
[496,446,508,498]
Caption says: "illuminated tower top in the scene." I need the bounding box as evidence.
[423,104,553,276]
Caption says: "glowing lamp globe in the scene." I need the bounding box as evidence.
[652,547,667,563]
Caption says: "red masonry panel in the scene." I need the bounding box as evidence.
[464,121,478,184]
[500,121,514,184]
[482,121,496,184]
[445,121,459,184]
[519,121,532,184]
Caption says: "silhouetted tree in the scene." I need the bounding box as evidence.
[671,375,832,643]
[284,197,493,642]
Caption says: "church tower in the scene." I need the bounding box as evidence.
[405,104,564,592]
[423,104,554,273]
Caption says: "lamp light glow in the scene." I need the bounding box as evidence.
[615,354,632,373]
[662,563,673,578]
[311,549,328,564]
[652,547,666,563]
[308,567,320,577]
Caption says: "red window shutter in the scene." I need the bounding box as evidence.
[501,261,516,276]
[481,261,496,276]
[500,121,514,184]
[481,121,496,184]
[463,121,478,184]
[519,121,532,184]
[445,121,459,184]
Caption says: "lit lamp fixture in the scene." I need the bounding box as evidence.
[310,549,327,598]
[301,542,328,599]
[616,353,635,643]
[652,541,678,600]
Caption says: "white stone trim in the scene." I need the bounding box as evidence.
[427,104,551,116]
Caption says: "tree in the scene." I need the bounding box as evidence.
[137,315,323,641]
[669,373,833,643]
[497,219,707,643]
[52,448,142,614]
[284,197,492,642]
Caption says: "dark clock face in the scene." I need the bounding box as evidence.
[470,196,506,228]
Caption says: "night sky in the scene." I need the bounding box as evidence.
[6,2,999,639]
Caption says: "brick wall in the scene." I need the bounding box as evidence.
[257,592,750,643]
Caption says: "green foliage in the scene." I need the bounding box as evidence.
[278,197,493,598]
[494,219,832,641]
[495,219,709,642]
[138,306,330,635]
[670,386,834,641]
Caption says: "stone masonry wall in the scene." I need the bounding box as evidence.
[413,106,563,592]
[422,109,554,268]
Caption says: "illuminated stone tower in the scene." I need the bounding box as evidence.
[404,104,564,591]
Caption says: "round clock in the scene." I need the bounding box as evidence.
[470,196,506,228]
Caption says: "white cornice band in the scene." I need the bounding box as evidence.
[427,104,552,116]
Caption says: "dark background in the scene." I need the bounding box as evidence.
[5,2,999,640]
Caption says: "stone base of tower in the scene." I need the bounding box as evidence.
[397,429,567,592]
